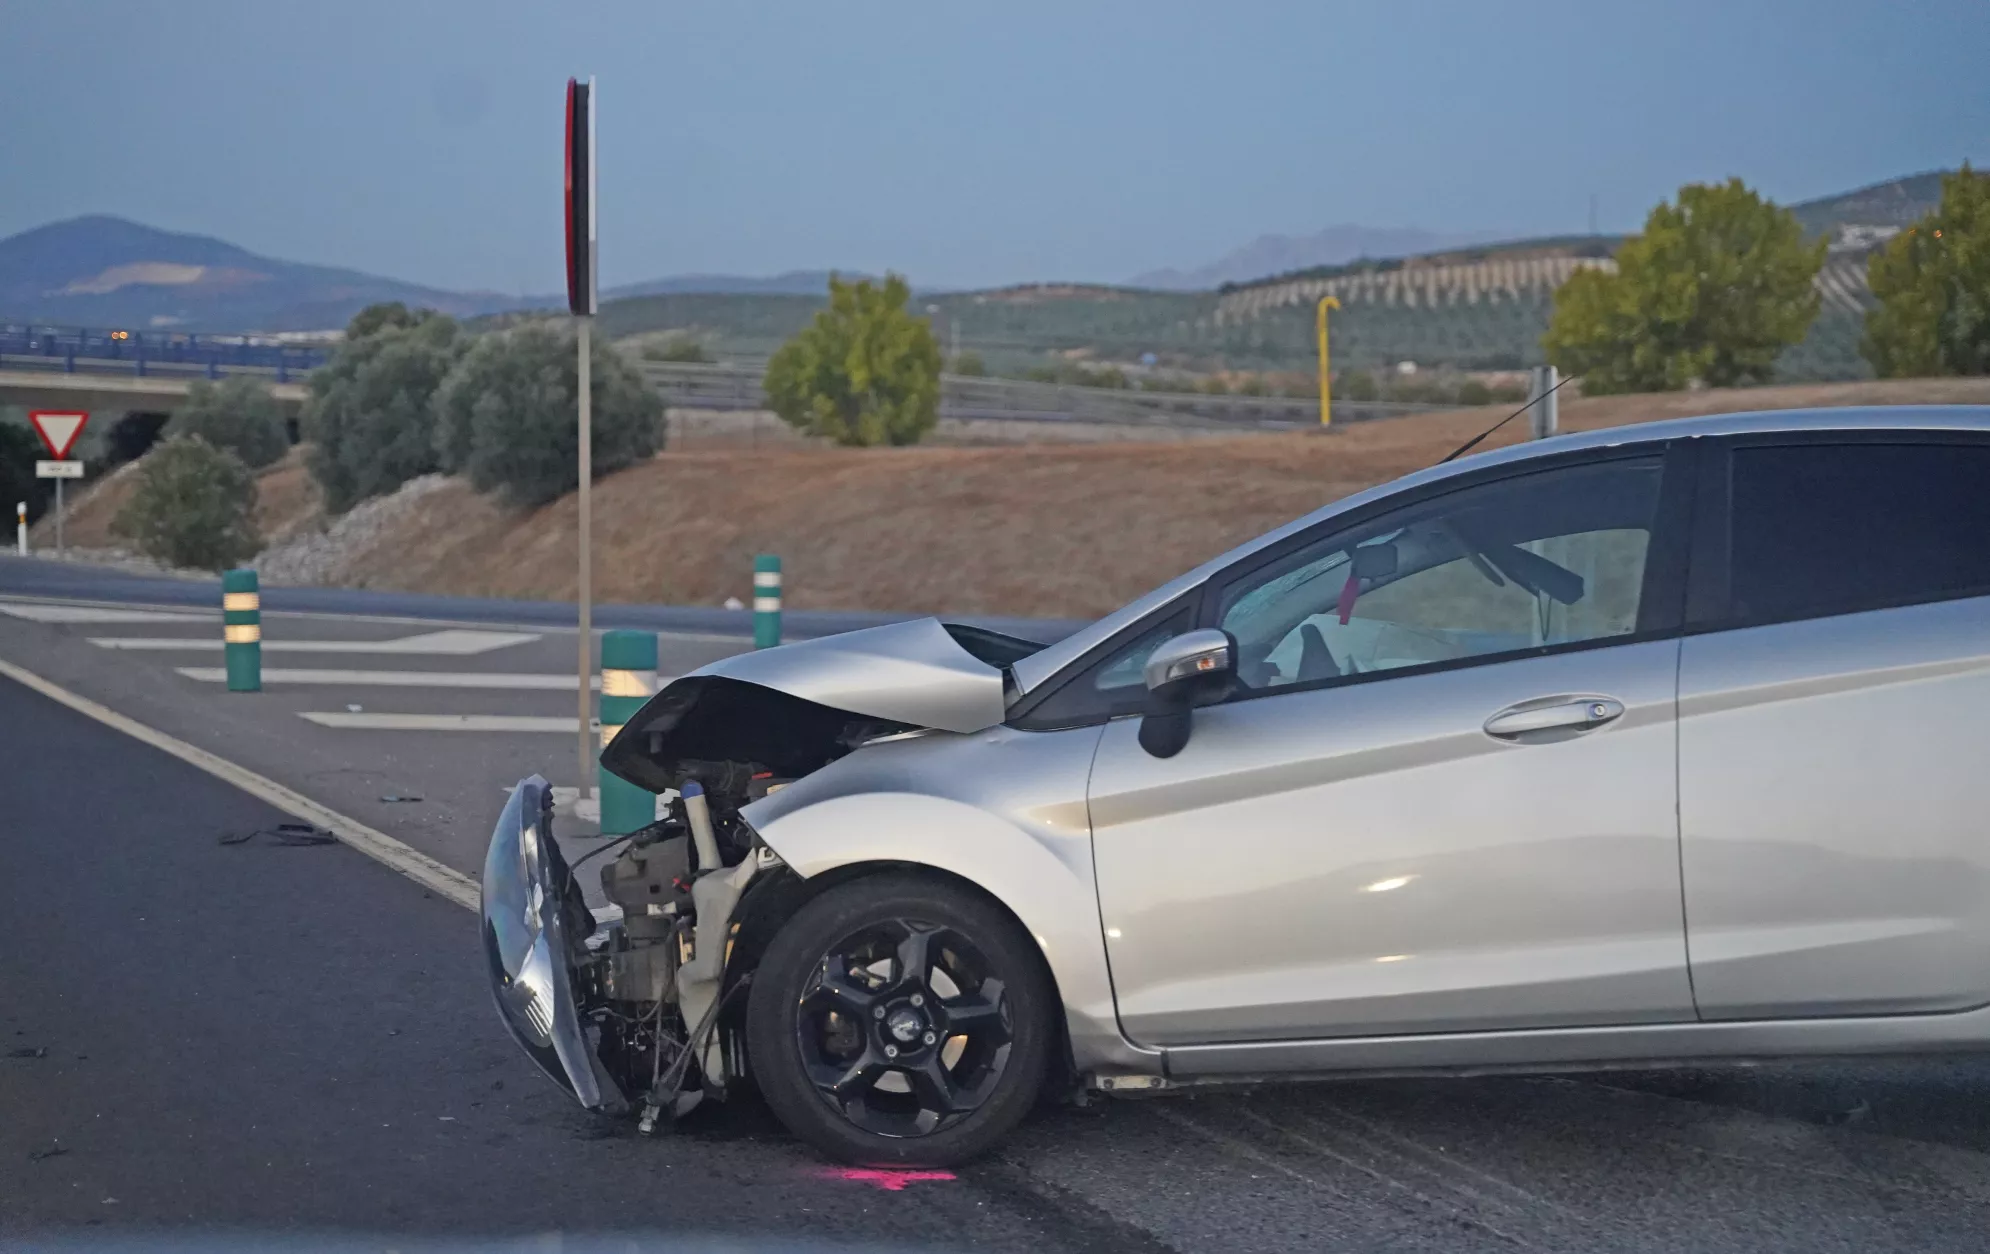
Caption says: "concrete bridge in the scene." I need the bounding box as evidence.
[1,325,324,416]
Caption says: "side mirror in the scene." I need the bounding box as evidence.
[1138,629,1236,759]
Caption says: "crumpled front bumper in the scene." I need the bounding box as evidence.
[479,775,628,1113]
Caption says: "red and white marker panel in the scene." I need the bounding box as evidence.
[29,410,89,460]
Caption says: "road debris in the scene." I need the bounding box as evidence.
[220,823,338,847]
[7,1046,48,1059]
[379,794,423,803]
[28,1142,67,1162]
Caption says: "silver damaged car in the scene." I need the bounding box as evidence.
[483,405,1990,1165]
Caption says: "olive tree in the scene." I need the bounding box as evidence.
[433,322,663,507]
[111,436,260,570]
[302,309,463,512]
[169,375,289,470]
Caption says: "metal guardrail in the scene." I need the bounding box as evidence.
[0,325,329,383]
[640,361,1457,431]
[0,325,1459,431]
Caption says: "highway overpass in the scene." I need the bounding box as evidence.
[0,365,309,414]
[1,325,321,415]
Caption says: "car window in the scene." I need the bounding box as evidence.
[1727,442,1990,627]
[1215,458,1664,691]
[1008,610,1192,728]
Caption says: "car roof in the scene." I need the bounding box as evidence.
[1008,405,1990,695]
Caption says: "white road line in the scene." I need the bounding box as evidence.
[0,602,215,623]
[0,654,479,912]
[89,628,542,655]
[175,666,657,691]
[300,712,581,732]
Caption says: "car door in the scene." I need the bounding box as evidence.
[1678,433,1990,1020]
[1085,446,1697,1048]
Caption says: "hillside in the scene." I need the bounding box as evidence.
[1128,226,1507,290]
[584,172,1950,380]
[44,379,1989,619]
[0,217,537,333]
[0,215,869,334]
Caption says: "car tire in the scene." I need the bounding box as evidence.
[746,871,1054,1167]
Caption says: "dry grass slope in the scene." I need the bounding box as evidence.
[330,377,1990,619]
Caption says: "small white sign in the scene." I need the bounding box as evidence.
[36,460,85,479]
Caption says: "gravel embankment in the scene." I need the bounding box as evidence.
[252,474,453,586]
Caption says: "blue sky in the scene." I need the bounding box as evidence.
[2,1,1984,293]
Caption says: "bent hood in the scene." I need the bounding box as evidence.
[600,617,1036,795]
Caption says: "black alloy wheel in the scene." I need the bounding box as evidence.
[747,873,1053,1165]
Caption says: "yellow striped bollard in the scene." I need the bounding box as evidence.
[222,568,261,692]
[598,629,659,834]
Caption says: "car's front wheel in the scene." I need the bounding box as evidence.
[745,872,1054,1166]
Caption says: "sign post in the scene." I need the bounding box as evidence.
[566,76,599,797]
[1315,297,1340,428]
[29,411,88,561]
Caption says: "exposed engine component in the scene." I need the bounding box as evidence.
[569,776,795,1133]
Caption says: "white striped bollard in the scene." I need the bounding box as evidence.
[754,554,781,649]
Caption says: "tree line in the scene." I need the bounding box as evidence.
[1544,166,1989,393]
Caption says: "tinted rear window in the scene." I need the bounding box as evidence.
[1728,442,1990,626]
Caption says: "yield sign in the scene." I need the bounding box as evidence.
[30,410,89,460]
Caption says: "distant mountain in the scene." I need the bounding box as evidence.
[0,215,540,332]
[0,215,861,333]
[1127,225,1510,291]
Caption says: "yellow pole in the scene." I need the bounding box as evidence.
[1316,295,1340,427]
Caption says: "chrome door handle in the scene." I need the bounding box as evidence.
[1483,696,1624,739]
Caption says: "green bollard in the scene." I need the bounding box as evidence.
[598,629,659,835]
[222,568,261,692]
[754,554,782,649]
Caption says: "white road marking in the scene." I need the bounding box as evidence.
[89,628,542,655]
[0,654,479,911]
[300,712,581,732]
[175,666,659,691]
[0,602,214,623]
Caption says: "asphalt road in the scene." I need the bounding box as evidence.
[6,582,1990,1251]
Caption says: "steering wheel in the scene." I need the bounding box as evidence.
[1297,623,1342,683]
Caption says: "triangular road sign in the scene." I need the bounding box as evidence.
[30,410,88,460]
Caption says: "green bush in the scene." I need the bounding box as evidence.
[764,274,941,446]
[1336,370,1379,401]
[1456,379,1493,406]
[110,436,260,570]
[950,350,987,376]
[1863,165,1990,377]
[0,420,52,524]
[169,375,289,469]
[303,312,463,513]
[640,335,713,363]
[1544,179,1825,393]
[433,322,663,507]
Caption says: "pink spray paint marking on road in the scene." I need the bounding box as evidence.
[815,1167,958,1191]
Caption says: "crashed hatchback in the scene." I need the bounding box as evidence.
[484,406,1990,1166]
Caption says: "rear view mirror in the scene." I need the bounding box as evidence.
[1139,629,1236,758]
[1351,542,1398,581]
